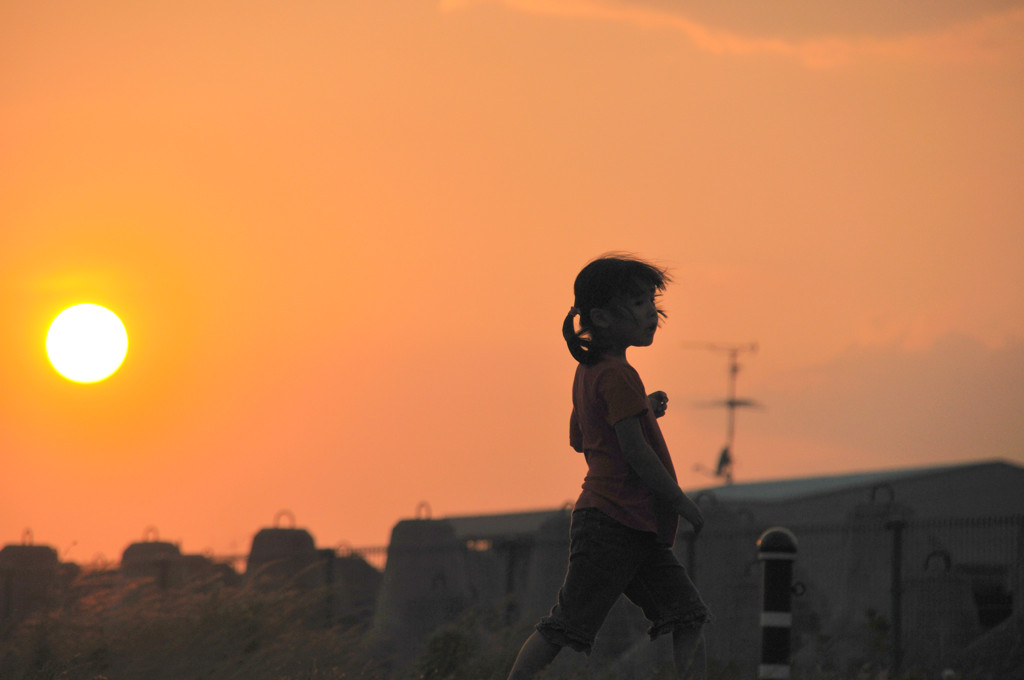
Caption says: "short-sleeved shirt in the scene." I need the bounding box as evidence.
[569,356,679,545]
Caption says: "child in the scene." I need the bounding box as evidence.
[507,255,709,680]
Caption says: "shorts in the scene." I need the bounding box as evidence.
[536,507,709,655]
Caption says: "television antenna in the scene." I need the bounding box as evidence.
[683,342,762,485]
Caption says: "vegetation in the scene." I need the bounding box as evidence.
[0,569,1012,680]
[0,570,681,680]
[0,570,389,680]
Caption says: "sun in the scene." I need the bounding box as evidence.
[46,304,129,383]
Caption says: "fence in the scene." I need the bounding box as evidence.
[344,545,388,571]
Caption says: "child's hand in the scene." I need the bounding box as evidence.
[648,391,669,418]
[676,496,705,536]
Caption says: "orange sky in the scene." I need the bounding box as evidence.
[2,1,1022,565]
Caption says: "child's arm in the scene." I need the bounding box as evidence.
[569,409,584,452]
[614,415,704,534]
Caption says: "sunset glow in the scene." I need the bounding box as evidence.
[0,1,1020,564]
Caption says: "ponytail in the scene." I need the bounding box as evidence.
[562,307,591,364]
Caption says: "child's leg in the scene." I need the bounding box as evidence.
[672,625,706,680]
[514,509,642,679]
[507,631,562,680]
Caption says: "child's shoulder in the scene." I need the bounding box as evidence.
[577,356,639,382]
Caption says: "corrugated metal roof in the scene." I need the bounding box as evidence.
[444,508,570,540]
[689,459,1014,503]
[419,460,1020,537]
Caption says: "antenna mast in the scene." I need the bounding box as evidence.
[683,342,761,484]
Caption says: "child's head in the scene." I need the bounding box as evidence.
[563,254,670,364]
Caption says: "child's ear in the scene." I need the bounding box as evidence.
[589,307,612,329]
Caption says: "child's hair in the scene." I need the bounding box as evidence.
[563,254,670,364]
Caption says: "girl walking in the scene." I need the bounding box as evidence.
[508,254,709,680]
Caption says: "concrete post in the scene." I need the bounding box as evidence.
[757,527,798,680]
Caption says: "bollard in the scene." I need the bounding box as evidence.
[757,527,798,680]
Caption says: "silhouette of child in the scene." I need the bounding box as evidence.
[508,254,709,680]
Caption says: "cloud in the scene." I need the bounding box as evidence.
[750,335,1024,463]
[624,0,1024,40]
[439,0,1024,68]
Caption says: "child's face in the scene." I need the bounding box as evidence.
[598,288,662,351]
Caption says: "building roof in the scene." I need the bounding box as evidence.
[420,459,1022,539]
[689,459,1020,504]
[442,509,570,541]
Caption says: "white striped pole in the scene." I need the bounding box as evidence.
[757,527,798,680]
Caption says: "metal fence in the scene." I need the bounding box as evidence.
[344,545,388,571]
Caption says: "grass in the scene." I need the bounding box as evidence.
[1,569,1015,679]
[0,569,392,680]
[0,571,675,680]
